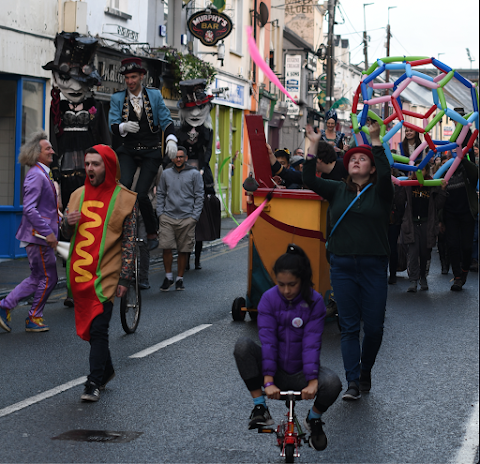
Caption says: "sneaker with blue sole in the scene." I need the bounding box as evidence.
[0,305,11,333]
[25,316,49,332]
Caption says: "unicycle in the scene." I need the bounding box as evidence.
[120,237,143,334]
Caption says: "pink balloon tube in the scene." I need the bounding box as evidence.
[246,26,298,104]
[392,78,412,99]
[443,148,464,183]
[223,197,269,249]
[409,141,428,164]
[411,76,439,90]
[433,73,447,83]
[456,123,472,146]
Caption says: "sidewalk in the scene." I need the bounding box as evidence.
[0,213,247,299]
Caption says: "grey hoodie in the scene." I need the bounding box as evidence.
[156,164,204,221]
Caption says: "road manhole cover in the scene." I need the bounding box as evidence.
[52,430,142,443]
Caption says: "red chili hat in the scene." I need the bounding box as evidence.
[119,57,146,75]
[343,145,374,170]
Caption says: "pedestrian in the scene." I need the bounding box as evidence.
[401,126,422,157]
[267,145,303,189]
[109,57,177,251]
[0,131,58,333]
[402,162,445,292]
[320,109,347,157]
[157,147,204,291]
[233,244,341,452]
[303,120,394,401]
[439,150,479,291]
[61,145,137,402]
[388,168,406,285]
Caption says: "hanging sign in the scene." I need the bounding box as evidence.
[187,10,233,46]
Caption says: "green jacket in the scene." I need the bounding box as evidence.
[303,146,394,256]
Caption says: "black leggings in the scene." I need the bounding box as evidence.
[233,337,342,413]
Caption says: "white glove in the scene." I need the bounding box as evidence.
[165,139,178,160]
[120,121,140,134]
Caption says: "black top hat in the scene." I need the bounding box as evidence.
[43,32,101,86]
[453,107,466,116]
[119,57,147,75]
[178,79,214,109]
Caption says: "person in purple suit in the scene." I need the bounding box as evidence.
[0,131,59,333]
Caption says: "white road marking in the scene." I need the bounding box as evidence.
[129,324,212,359]
[0,324,212,418]
[453,401,479,464]
[0,376,86,419]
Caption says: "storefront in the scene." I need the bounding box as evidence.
[0,76,47,259]
[209,72,250,216]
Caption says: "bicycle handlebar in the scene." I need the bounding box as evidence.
[279,391,302,399]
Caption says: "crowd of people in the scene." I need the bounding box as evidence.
[0,55,477,454]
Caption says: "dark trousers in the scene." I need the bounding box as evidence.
[444,210,475,278]
[88,301,114,386]
[388,224,401,276]
[329,254,388,383]
[407,223,432,281]
[118,148,161,235]
[233,337,342,413]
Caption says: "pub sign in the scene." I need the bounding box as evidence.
[187,9,233,46]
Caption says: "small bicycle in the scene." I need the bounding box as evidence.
[258,391,308,463]
[120,237,143,334]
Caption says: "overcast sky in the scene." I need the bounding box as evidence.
[326,0,479,71]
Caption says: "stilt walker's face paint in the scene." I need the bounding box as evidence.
[53,72,89,103]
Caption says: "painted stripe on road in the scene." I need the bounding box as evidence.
[129,324,212,359]
[453,401,479,464]
[0,325,212,418]
[0,376,87,419]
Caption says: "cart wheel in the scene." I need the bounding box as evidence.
[285,443,294,463]
[248,311,258,322]
[232,297,246,321]
[120,283,142,334]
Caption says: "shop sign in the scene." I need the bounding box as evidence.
[306,52,317,72]
[285,55,302,116]
[212,77,246,109]
[187,10,233,46]
[444,125,453,136]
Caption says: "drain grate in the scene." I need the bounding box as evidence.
[52,430,143,443]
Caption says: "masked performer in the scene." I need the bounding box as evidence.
[176,79,221,270]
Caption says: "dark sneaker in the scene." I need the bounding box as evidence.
[248,404,274,429]
[342,381,361,401]
[99,368,115,391]
[419,276,428,291]
[175,279,185,291]
[0,305,11,333]
[160,277,174,291]
[359,370,371,392]
[407,281,417,293]
[25,316,49,332]
[304,415,327,451]
[81,381,100,402]
[460,270,469,285]
[147,238,159,251]
[64,297,74,307]
[451,278,463,292]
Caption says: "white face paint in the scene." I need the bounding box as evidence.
[184,104,211,127]
[53,72,89,103]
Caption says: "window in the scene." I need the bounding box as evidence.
[230,0,243,55]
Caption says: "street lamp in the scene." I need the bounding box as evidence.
[363,3,374,70]
[387,6,397,25]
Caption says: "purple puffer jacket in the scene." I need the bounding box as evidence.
[257,286,326,381]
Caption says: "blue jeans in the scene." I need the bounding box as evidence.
[330,254,388,383]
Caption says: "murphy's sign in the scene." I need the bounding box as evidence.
[187,10,233,46]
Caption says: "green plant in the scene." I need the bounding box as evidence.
[163,49,217,91]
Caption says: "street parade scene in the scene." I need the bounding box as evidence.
[0,1,478,463]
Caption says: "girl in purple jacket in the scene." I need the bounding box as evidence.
[234,244,341,452]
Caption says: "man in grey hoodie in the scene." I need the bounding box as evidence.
[156,146,204,291]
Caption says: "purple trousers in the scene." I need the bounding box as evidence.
[1,244,57,318]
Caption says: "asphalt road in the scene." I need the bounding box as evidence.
[0,241,478,464]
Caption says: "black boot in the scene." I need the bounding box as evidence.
[195,241,203,270]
